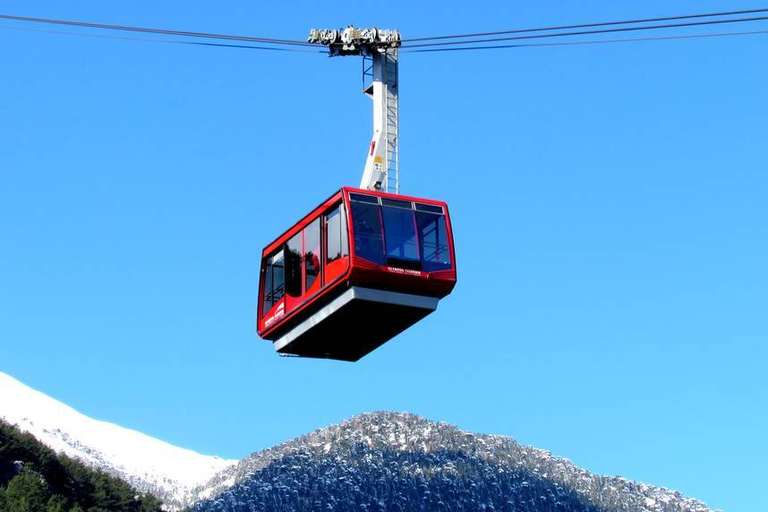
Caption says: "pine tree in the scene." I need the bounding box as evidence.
[1,420,164,512]
[3,468,50,512]
[45,494,68,512]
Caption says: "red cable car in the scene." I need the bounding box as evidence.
[257,187,456,361]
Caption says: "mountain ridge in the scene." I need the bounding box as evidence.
[0,418,164,512]
[0,372,236,509]
[193,411,714,512]
[0,372,715,512]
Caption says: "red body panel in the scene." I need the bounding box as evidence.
[257,187,457,341]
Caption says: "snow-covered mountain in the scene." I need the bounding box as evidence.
[0,372,715,512]
[0,372,236,509]
[193,412,715,512]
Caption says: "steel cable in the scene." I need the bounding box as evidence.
[401,15,768,48]
[401,29,768,53]
[0,13,316,47]
[402,7,768,42]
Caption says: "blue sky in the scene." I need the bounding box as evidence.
[1,1,766,511]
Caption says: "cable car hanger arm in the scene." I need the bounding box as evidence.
[308,26,401,194]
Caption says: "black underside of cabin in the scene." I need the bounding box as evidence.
[275,293,435,362]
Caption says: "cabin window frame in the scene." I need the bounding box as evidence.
[284,231,303,301]
[260,247,285,319]
[415,210,452,272]
[304,217,321,296]
[325,203,349,266]
[381,202,421,268]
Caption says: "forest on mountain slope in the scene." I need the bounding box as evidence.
[195,413,711,512]
[0,419,164,512]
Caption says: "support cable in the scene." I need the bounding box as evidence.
[401,29,768,53]
[401,14,768,48]
[403,7,768,42]
[2,10,767,55]
[0,13,316,47]
[0,25,326,53]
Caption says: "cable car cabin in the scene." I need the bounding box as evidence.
[257,187,456,361]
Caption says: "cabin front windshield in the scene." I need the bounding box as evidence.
[350,197,386,265]
[350,193,452,272]
[382,199,419,268]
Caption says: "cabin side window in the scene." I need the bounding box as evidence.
[326,205,348,263]
[277,204,350,315]
[304,218,321,295]
[323,203,350,287]
[416,211,451,272]
[350,196,386,265]
[285,232,302,298]
[261,249,285,315]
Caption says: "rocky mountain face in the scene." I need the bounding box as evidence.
[0,372,236,510]
[192,412,713,512]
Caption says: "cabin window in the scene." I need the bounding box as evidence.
[326,205,348,263]
[262,249,285,314]
[349,192,452,272]
[304,218,321,294]
[382,205,419,265]
[285,232,302,298]
[382,198,412,210]
[350,198,386,265]
[415,202,443,214]
[349,192,379,204]
[416,211,451,271]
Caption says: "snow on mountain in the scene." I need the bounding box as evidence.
[0,372,716,512]
[0,372,236,509]
[193,412,715,512]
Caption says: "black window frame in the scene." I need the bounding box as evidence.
[325,203,349,266]
[261,248,285,316]
[304,217,321,294]
[284,231,303,298]
[381,203,421,268]
[416,210,452,272]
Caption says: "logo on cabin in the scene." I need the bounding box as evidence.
[264,303,285,328]
[387,266,423,277]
